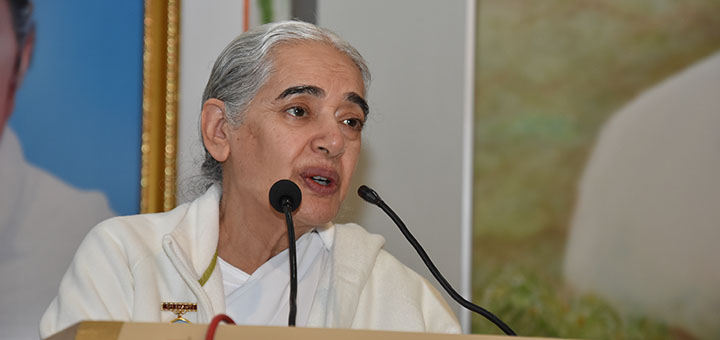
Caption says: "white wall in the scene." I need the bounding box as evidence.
[177,0,474,331]
[177,1,246,200]
[177,0,290,200]
[317,0,473,330]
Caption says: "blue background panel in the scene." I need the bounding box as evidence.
[9,1,144,215]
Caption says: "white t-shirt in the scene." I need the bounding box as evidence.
[218,228,332,326]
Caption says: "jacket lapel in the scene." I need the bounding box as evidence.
[309,223,385,328]
[162,185,225,321]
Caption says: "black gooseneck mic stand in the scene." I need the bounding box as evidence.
[357,185,517,336]
[269,180,303,327]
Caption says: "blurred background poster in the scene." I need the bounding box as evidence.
[472,1,720,339]
[0,1,142,339]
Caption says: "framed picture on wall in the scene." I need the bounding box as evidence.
[0,1,178,338]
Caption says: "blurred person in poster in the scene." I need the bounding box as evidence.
[0,0,114,339]
[565,51,720,339]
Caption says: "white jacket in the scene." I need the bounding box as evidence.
[40,185,461,338]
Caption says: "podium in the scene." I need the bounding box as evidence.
[47,321,560,340]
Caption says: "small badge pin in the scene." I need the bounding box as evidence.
[162,302,198,324]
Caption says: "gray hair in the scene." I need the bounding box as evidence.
[199,20,371,188]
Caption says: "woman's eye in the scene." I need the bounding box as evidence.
[285,107,307,117]
[343,118,364,130]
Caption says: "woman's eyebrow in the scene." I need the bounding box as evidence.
[276,85,324,100]
[345,92,369,117]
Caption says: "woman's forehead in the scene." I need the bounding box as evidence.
[266,42,365,94]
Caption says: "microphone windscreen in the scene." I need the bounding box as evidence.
[269,179,302,213]
[357,185,382,205]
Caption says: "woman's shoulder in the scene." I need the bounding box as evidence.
[89,184,222,242]
[79,201,195,259]
[330,222,461,333]
[330,222,442,305]
[95,203,188,235]
[331,222,423,278]
[331,222,385,245]
[330,222,386,266]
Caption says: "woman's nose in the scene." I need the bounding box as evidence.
[311,117,345,158]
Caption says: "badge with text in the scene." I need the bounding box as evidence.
[162,302,198,324]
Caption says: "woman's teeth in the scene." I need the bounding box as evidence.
[312,176,330,186]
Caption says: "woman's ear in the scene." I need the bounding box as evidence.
[201,98,231,163]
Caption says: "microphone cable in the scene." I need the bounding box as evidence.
[269,179,303,326]
[358,185,517,336]
[283,201,298,326]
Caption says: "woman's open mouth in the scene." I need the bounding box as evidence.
[300,168,339,195]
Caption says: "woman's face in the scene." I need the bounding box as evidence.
[222,41,367,227]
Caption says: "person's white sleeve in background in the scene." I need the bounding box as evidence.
[39,221,134,339]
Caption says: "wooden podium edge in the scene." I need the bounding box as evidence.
[49,321,123,340]
[48,321,568,340]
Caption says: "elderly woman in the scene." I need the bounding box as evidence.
[39,21,460,338]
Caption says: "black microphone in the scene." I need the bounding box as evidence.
[269,179,302,327]
[357,185,517,336]
[270,179,302,213]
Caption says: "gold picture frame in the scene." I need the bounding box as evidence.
[141,0,180,213]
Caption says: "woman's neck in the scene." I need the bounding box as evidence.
[216,188,311,274]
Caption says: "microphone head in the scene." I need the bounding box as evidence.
[269,179,302,213]
[357,185,382,205]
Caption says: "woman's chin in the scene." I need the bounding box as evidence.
[294,204,339,228]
